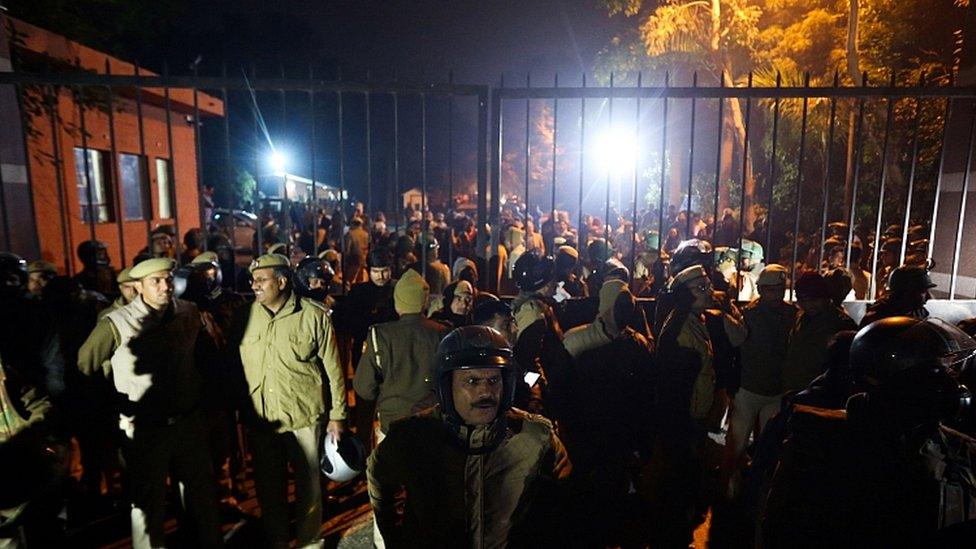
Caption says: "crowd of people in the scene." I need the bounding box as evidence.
[1,194,974,548]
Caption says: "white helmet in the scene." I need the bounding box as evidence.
[320,435,366,482]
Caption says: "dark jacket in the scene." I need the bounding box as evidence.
[367,406,572,548]
[761,404,976,547]
[739,300,798,396]
[783,307,856,391]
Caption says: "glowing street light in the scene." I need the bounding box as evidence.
[594,129,638,177]
[269,150,288,175]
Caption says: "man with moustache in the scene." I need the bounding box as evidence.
[367,326,572,547]
[237,253,347,548]
[77,257,221,548]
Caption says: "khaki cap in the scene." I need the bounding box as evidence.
[249,253,291,273]
[27,260,57,275]
[757,264,789,287]
[129,258,176,280]
[394,268,429,314]
[116,267,136,284]
[190,251,219,265]
[267,243,287,255]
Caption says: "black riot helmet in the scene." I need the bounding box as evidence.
[435,325,518,424]
[77,240,109,268]
[173,262,219,305]
[0,252,28,291]
[295,256,334,301]
[850,317,976,426]
[669,238,713,275]
[513,252,555,293]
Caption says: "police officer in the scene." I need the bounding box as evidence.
[294,256,335,304]
[236,253,347,548]
[76,257,221,548]
[353,268,447,439]
[860,263,936,327]
[762,317,976,547]
[179,251,249,506]
[73,240,117,298]
[367,326,572,547]
[26,261,57,298]
[98,268,140,320]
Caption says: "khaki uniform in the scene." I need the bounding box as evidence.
[237,291,347,547]
[353,313,447,434]
[367,407,572,548]
[238,292,347,430]
[77,297,220,549]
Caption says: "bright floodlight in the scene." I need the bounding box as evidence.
[594,129,638,176]
[269,150,287,174]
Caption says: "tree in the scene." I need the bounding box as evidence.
[600,0,970,238]
[233,168,257,209]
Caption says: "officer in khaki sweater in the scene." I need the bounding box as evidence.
[237,253,347,548]
[353,268,448,439]
[77,257,221,549]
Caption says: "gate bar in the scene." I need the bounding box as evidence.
[105,60,127,266]
[818,72,841,270]
[734,73,753,296]
[868,76,897,299]
[764,73,782,258]
[790,74,811,291]
[845,72,868,270]
[162,63,182,262]
[685,73,698,238]
[899,74,926,265]
[948,101,976,299]
[77,86,97,242]
[657,72,669,249]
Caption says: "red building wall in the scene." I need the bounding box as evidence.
[8,16,223,274]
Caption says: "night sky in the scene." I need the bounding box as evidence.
[174,1,632,217]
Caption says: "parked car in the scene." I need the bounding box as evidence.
[212,208,257,254]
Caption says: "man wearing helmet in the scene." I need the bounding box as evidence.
[860,263,936,327]
[73,240,117,298]
[367,326,572,547]
[177,252,249,506]
[509,251,574,420]
[762,317,976,546]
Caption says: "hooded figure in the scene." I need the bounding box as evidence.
[562,280,655,546]
[366,326,572,547]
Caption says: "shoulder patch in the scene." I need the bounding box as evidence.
[300,297,328,312]
[507,407,554,430]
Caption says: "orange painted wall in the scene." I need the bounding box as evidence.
[8,15,222,274]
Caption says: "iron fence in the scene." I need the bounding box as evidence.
[1,68,976,300]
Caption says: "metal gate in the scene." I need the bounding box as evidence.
[490,72,976,300]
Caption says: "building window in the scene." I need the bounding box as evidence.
[155,158,171,219]
[74,147,113,223]
[118,153,149,221]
